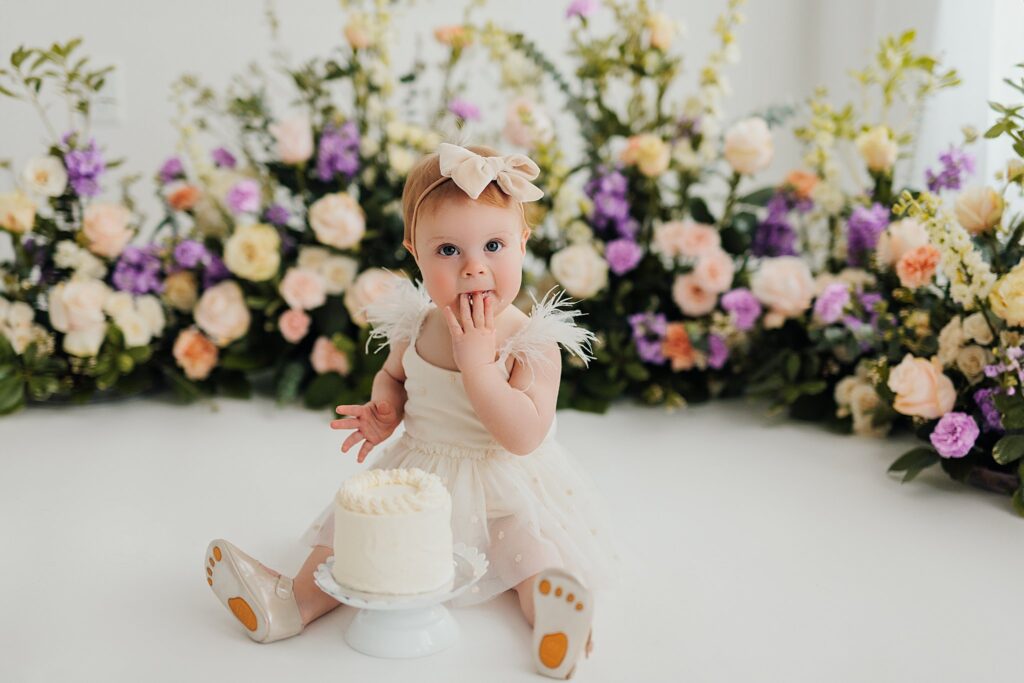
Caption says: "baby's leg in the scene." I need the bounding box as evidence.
[515,573,539,626]
[292,544,343,625]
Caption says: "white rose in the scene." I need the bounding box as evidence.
[82,203,133,259]
[937,317,964,366]
[194,280,251,347]
[856,126,898,173]
[750,256,814,319]
[63,323,108,358]
[875,218,929,268]
[550,243,609,299]
[115,309,153,348]
[344,268,406,328]
[723,117,774,175]
[22,156,68,197]
[269,115,314,165]
[320,255,359,295]
[954,186,1003,235]
[387,146,416,176]
[136,295,166,337]
[961,312,993,346]
[309,193,366,249]
[223,223,281,282]
[49,278,109,334]
[5,300,34,328]
[103,292,135,319]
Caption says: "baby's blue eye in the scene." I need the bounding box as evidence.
[486,240,503,252]
[438,245,458,256]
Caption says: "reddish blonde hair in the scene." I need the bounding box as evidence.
[401,144,532,257]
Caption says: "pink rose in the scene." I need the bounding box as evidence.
[83,202,133,258]
[692,248,735,294]
[279,308,311,343]
[310,336,351,375]
[269,115,314,165]
[887,354,956,419]
[345,268,405,327]
[172,327,219,380]
[672,273,717,316]
[194,280,251,347]
[279,267,327,310]
[503,97,554,150]
[653,220,720,260]
[896,245,941,289]
[750,256,814,319]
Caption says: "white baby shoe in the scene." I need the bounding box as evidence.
[532,568,594,679]
[205,539,303,643]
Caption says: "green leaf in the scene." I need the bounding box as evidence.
[623,362,650,381]
[1012,488,1024,518]
[993,435,1024,465]
[276,361,305,404]
[737,187,775,207]
[0,373,26,414]
[785,354,800,381]
[303,373,346,409]
[888,447,940,483]
[217,371,252,400]
[220,350,272,371]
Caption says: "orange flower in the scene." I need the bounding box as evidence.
[662,322,700,371]
[896,244,941,289]
[434,25,471,49]
[168,184,201,212]
[784,170,818,199]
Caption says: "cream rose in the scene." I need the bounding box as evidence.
[48,278,110,357]
[856,126,898,173]
[937,317,964,367]
[309,193,366,249]
[550,243,609,300]
[692,248,735,294]
[989,262,1024,326]
[163,271,199,312]
[224,223,281,282]
[653,220,720,260]
[269,115,314,164]
[646,12,676,51]
[724,117,774,176]
[344,268,406,328]
[279,267,327,311]
[320,255,359,295]
[961,312,993,346]
[22,156,67,197]
[136,295,166,338]
[173,327,219,380]
[279,308,311,343]
[344,15,372,49]
[194,280,251,347]
[311,336,352,375]
[83,202,133,258]
[672,273,717,316]
[115,309,153,348]
[0,191,37,234]
[750,256,814,319]
[886,354,956,419]
[956,345,991,385]
[620,134,671,177]
[954,186,1003,235]
[875,218,929,268]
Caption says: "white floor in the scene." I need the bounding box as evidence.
[1,396,1021,682]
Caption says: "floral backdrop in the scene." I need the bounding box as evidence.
[2,0,1022,516]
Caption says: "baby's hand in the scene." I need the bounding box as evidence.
[444,291,497,373]
[331,399,400,463]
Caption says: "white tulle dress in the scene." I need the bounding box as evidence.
[300,276,626,607]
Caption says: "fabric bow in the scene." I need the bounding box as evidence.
[438,143,544,202]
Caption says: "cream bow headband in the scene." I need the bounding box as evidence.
[407,143,544,256]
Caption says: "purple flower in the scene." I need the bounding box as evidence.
[814,283,851,324]
[846,203,889,267]
[628,312,668,364]
[973,388,1004,433]
[752,194,798,257]
[112,246,164,295]
[212,147,237,169]
[173,240,208,269]
[64,137,106,197]
[566,0,599,19]
[605,238,643,275]
[448,98,481,121]
[926,146,975,193]
[264,203,291,227]
[585,167,635,237]
[929,412,980,458]
[202,254,230,289]
[316,122,361,182]
[159,156,184,185]
[721,288,762,331]
[707,334,729,369]
[226,179,260,214]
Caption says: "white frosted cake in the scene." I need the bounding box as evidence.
[332,467,454,595]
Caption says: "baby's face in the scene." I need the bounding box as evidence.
[411,199,528,319]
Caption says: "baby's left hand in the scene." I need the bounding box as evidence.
[444,292,497,373]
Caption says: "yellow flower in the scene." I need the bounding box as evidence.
[224,223,281,282]
[620,134,670,177]
[0,190,36,234]
[989,262,1024,327]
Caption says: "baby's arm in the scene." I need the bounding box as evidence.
[371,339,410,424]
[460,342,561,455]
[334,339,410,463]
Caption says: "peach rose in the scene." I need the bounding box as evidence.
[345,268,406,327]
[82,202,133,258]
[895,244,940,289]
[856,126,898,173]
[875,218,929,268]
[194,280,251,347]
[279,267,327,310]
[173,327,218,380]
[886,354,956,419]
[0,190,36,234]
[692,248,735,294]
[954,186,1003,235]
[269,115,314,165]
[279,308,311,343]
[662,322,699,371]
[503,97,554,150]
[620,134,670,177]
[434,25,471,48]
[750,256,814,319]
[724,117,774,175]
[309,192,366,249]
[48,277,110,357]
[310,336,351,375]
[784,170,818,200]
[653,220,720,260]
[646,12,676,51]
[167,183,202,212]
[672,273,717,316]
[344,16,372,49]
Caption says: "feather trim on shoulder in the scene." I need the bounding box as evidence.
[361,271,434,355]
[499,286,597,384]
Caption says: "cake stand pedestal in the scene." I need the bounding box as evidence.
[313,542,488,659]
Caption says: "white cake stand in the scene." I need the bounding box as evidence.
[313,542,488,659]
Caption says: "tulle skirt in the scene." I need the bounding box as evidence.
[300,430,626,607]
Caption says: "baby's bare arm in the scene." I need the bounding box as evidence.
[460,342,561,455]
[372,339,409,423]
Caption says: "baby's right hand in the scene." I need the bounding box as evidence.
[331,399,401,464]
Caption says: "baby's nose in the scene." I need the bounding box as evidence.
[463,262,486,277]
